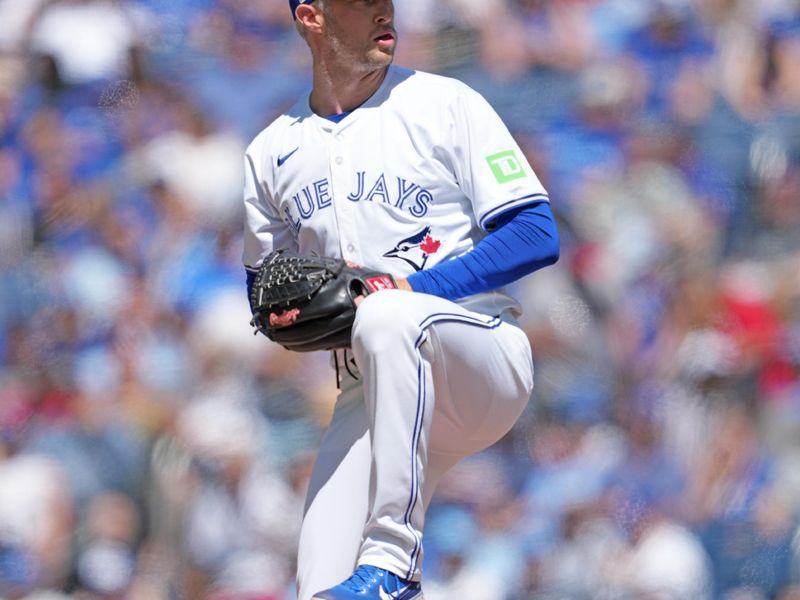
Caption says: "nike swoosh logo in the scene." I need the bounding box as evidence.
[277,147,299,167]
[379,585,410,600]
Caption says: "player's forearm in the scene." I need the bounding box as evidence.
[406,201,559,301]
[246,268,257,312]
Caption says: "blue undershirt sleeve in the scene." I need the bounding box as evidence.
[406,201,559,301]
[246,269,257,312]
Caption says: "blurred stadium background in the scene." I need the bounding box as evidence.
[1,0,800,598]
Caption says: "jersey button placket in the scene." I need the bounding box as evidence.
[329,130,359,263]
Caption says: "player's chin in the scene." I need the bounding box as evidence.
[364,51,394,71]
[370,37,396,58]
[367,45,395,66]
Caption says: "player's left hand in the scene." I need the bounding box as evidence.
[250,250,400,352]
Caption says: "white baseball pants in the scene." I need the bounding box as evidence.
[295,290,534,600]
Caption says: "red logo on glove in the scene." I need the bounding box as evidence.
[270,308,301,327]
[365,275,397,293]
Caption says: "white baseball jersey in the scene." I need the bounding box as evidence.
[243,65,549,318]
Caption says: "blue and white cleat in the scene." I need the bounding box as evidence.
[312,565,422,599]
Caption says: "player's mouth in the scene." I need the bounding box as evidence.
[374,30,396,47]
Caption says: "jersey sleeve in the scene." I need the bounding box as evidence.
[446,87,549,231]
[407,202,559,300]
[242,142,297,271]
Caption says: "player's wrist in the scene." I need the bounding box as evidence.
[394,277,413,292]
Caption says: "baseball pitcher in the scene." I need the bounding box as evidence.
[243,0,560,598]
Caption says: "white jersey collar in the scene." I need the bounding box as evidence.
[302,65,409,132]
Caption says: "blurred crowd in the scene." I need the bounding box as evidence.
[1,0,799,598]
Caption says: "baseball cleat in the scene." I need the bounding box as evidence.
[312,565,422,599]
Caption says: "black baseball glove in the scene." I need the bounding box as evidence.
[249,249,398,352]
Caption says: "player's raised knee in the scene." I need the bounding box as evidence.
[354,289,414,330]
[352,290,418,352]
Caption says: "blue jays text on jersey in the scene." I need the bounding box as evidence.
[282,171,435,235]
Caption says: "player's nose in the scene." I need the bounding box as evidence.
[374,0,393,24]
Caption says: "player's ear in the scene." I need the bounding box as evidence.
[296,4,323,35]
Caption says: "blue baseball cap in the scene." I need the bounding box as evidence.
[289,0,315,19]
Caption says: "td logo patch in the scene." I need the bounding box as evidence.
[486,150,527,183]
